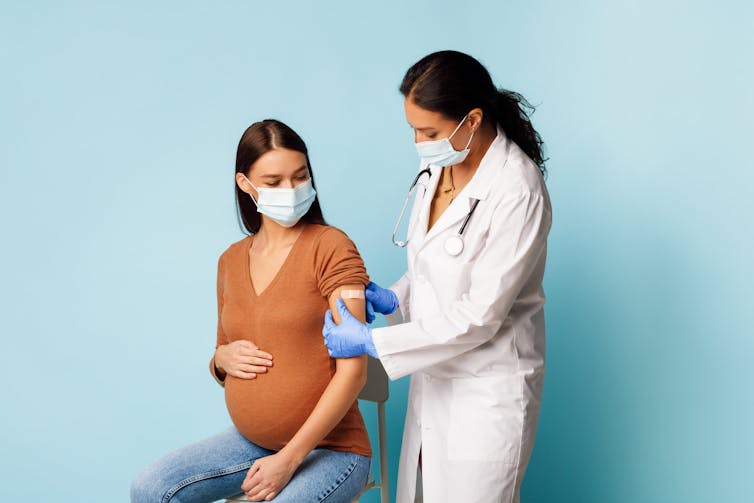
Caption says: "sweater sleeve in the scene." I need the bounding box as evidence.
[313,227,370,298]
[209,253,228,387]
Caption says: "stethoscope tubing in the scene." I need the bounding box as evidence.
[393,167,480,253]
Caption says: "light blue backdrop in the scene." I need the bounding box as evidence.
[1,1,752,501]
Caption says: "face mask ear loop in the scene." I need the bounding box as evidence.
[448,113,470,141]
[462,127,476,151]
[242,174,260,206]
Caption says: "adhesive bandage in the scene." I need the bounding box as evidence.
[340,289,365,300]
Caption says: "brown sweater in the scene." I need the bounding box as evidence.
[211,224,371,456]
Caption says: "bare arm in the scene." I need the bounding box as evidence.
[279,284,368,463]
[242,284,368,500]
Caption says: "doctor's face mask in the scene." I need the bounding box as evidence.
[405,98,476,167]
[414,114,474,167]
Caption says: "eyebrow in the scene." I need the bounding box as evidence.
[259,165,308,179]
[409,124,436,132]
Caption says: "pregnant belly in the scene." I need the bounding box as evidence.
[224,366,330,450]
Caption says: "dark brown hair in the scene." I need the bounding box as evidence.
[400,50,546,175]
[234,119,326,234]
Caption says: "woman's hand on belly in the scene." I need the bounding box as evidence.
[241,451,299,501]
[214,340,273,379]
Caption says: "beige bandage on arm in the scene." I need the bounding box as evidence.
[340,289,365,300]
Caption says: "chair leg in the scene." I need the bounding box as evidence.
[378,402,389,503]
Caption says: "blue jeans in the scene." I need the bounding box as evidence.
[131,427,371,503]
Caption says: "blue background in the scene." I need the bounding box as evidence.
[1,1,752,501]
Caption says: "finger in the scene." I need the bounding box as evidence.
[366,281,378,293]
[323,309,335,332]
[233,370,257,379]
[237,340,257,350]
[244,356,274,367]
[247,481,264,499]
[251,349,273,360]
[365,288,377,303]
[265,492,277,501]
[245,470,264,495]
[365,299,375,324]
[247,482,268,501]
[238,364,269,374]
[238,347,272,359]
[242,463,260,491]
[336,298,353,321]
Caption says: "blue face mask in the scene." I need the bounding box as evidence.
[243,176,317,228]
[415,114,475,167]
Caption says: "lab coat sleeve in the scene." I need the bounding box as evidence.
[385,272,410,325]
[372,190,551,380]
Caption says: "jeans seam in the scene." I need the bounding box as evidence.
[317,455,367,502]
[162,461,252,503]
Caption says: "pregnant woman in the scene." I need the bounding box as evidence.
[131,119,372,502]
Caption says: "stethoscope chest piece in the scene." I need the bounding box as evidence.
[442,197,481,256]
[444,235,464,256]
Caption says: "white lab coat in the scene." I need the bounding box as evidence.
[371,129,552,503]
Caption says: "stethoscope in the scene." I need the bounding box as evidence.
[392,167,481,256]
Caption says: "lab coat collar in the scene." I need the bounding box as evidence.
[420,128,509,246]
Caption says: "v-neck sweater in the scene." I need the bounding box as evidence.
[214,224,371,456]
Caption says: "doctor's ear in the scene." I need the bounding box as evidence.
[467,108,484,131]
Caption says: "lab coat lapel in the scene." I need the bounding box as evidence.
[422,193,476,246]
[420,129,509,250]
[411,164,442,248]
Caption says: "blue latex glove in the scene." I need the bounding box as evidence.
[365,281,399,323]
[323,298,378,358]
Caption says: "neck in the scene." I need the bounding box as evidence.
[453,121,498,179]
[255,218,305,247]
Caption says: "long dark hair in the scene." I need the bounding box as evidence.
[400,50,546,175]
[234,119,326,234]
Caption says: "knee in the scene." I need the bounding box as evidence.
[130,465,168,503]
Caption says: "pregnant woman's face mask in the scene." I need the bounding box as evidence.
[243,175,317,228]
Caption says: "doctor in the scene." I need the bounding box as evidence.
[323,50,552,502]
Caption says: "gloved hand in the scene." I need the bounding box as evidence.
[365,281,399,323]
[323,298,378,359]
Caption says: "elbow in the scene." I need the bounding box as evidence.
[353,357,369,391]
[334,355,368,390]
[355,359,368,389]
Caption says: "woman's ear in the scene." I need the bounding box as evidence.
[236,172,255,196]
